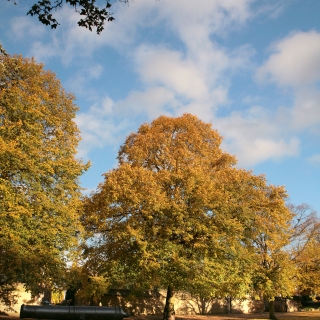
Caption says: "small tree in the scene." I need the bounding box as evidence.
[0,51,89,306]
[250,190,296,320]
[289,204,320,298]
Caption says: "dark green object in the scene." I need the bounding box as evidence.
[20,305,130,320]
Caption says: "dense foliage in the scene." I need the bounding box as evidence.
[0,51,89,308]
[82,114,297,320]
[1,47,319,319]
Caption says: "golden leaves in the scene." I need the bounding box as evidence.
[0,51,88,292]
[83,114,294,297]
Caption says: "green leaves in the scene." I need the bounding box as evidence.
[83,114,282,301]
[0,52,89,303]
[82,114,317,319]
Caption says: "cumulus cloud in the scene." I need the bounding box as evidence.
[291,88,320,130]
[214,107,300,166]
[75,98,130,158]
[128,41,254,128]
[226,136,300,167]
[308,154,320,167]
[22,0,254,64]
[158,0,252,48]
[10,16,46,40]
[256,30,320,87]
[71,0,298,167]
[27,6,130,65]
[13,0,309,167]
[254,30,320,135]
[66,64,104,101]
[134,46,208,100]
[115,87,178,119]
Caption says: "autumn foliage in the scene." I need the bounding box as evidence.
[1,48,319,320]
[82,114,304,320]
[0,52,88,306]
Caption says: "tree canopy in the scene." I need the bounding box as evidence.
[0,51,89,308]
[82,114,294,320]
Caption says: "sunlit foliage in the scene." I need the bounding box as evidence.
[82,114,294,320]
[0,51,89,307]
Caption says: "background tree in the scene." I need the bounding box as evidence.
[82,114,290,320]
[0,51,89,308]
[251,203,320,319]
[289,204,320,298]
[65,263,110,306]
[249,191,297,320]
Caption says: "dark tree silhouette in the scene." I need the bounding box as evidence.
[8,0,130,34]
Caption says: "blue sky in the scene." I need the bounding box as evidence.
[1,0,319,213]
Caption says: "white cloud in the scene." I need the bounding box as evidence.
[250,1,285,20]
[27,7,123,65]
[29,38,61,63]
[115,87,177,119]
[130,41,253,123]
[256,30,320,87]
[234,137,300,166]
[23,0,254,65]
[255,31,320,132]
[244,29,320,165]
[158,0,252,48]
[291,88,320,130]
[10,16,46,39]
[15,0,305,168]
[134,46,208,100]
[214,107,300,166]
[75,97,130,158]
[308,154,320,167]
[71,0,285,167]
[66,64,104,101]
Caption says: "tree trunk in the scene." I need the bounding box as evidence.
[163,285,175,320]
[268,300,277,320]
[227,296,232,314]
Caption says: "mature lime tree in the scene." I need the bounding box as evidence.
[82,114,292,319]
[0,50,89,308]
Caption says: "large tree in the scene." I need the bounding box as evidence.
[82,114,291,320]
[0,51,89,308]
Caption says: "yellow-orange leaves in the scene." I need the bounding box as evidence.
[0,51,89,295]
[83,114,292,302]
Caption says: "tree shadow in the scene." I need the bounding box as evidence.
[177,293,228,315]
[100,289,165,315]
